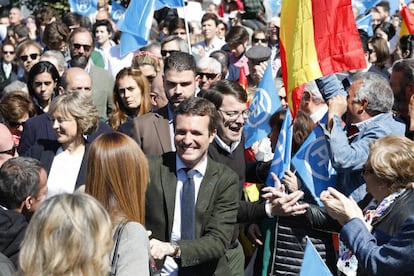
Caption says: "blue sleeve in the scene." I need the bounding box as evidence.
[341,216,414,276]
[315,74,347,101]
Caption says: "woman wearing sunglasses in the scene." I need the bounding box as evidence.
[15,40,42,83]
[0,91,36,146]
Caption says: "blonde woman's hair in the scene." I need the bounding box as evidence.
[19,193,113,276]
[49,91,99,135]
[85,132,149,224]
[369,135,414,192]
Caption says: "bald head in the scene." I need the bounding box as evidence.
[61,67,92,96]
[0,123,17,166]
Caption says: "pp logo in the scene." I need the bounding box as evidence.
[112,10,125,22]
[76,0,92,13]
[246,88,272,128]
[305,136,333,181]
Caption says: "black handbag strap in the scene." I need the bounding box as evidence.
[109,221,129,276]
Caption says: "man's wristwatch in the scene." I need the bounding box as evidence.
[170,241,181,258]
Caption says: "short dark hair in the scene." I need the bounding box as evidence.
[0,157,43,209]
[374,22,395,41]
[225,26,249,46]
[201,12,219,26]
[164,51,196,75]
[202,79,247,109]
[174,97,218,134]
[376,1,390,12]
[93,19,113,35]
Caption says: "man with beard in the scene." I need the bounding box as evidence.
[129,52,198,155]
[67,27,114,120]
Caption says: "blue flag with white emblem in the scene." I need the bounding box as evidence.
[300,239,333,276]
[117,0,185,57]
[291,121,336,206]
[265,109,293,186]
[111,0,126,23]
[356,14,373,37]
[244,63,282,148]
[69,0,98,16]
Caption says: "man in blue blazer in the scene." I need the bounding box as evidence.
[146,97,239,275]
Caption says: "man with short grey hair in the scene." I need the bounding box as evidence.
[327,72,405,201]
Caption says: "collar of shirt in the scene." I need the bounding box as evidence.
[176,154,207,180]
[214,135,240,154]
[353,112,384,129]
[310,105,328,123]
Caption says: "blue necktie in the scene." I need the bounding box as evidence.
[181,169,196,240]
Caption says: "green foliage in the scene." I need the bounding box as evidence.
[18,0,70,17]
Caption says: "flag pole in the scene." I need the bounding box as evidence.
[181,2,192,55]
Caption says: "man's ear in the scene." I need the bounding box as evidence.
[58,86,65,95]
[23,196,33,211]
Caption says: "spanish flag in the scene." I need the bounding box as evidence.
[401,5,414,38]
[280,0,365,116]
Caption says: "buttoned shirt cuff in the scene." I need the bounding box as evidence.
[265,200,274,218]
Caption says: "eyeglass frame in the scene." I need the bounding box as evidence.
[19,53,39,62]
[0,144,17,156]
[218,109,251,120]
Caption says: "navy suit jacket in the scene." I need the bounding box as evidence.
[18,113,113,155]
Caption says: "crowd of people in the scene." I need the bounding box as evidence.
[0,0,413,275]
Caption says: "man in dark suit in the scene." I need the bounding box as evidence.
[0,41,18,95]
[147,97,239,275]
[127,52,198,155]
[18,68,113,155]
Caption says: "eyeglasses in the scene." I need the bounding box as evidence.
[20,53,39,62]
[197,72,218,79]
[253,38,268,43]
[73,43,92,52]
[3,51,14,55]
[362,165,375,175]
[219,109,250,120]
[161,49,179,57]
[0,144,16,156]
[8,120,25,128]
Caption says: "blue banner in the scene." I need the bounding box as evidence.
[69,0,98,16]
[244,63,282,148]
[300,239,333,276]
[291,123,336,206]
[111,0,126,23]
[265,109,293,186]
[356,14,373,37]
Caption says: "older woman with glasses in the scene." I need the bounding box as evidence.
[308,135,414,275]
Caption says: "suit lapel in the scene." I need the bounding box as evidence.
[195,158,218,235]
[153,117,172,153]
[161,153,178,235]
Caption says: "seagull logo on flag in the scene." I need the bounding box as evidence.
[247,88,273,128]
[303,136,332,181]
[76,0,92,13]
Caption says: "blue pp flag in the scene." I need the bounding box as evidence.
[291,123,336,206]
[69,0,98,16]
[111,0,126,23]
[265,109,293,186]
[244,63,282,148]
[356,14,373,37]
[118,0,185,56]
[300,239,333,276]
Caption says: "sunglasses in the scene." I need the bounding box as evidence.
[197,72,218,79]
[253,38,268,43]
[0,144,16,156]
[8,120,25,128]
[73,43,92,52]
[161,49,179,57]
[20,53,39,62]
[3,51,14,55]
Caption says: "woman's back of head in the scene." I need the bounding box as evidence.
[19,193,112,276]
[86,132,149,224]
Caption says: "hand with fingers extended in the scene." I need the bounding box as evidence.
[261,172,309,217]
[282,170,298,192]
[320,187,364,226]
[246,223,263,246]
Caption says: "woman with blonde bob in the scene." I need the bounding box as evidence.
[19,193,113,276]
[85,132,150,275]
[109,67,151,130]
[24,91,99,197]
